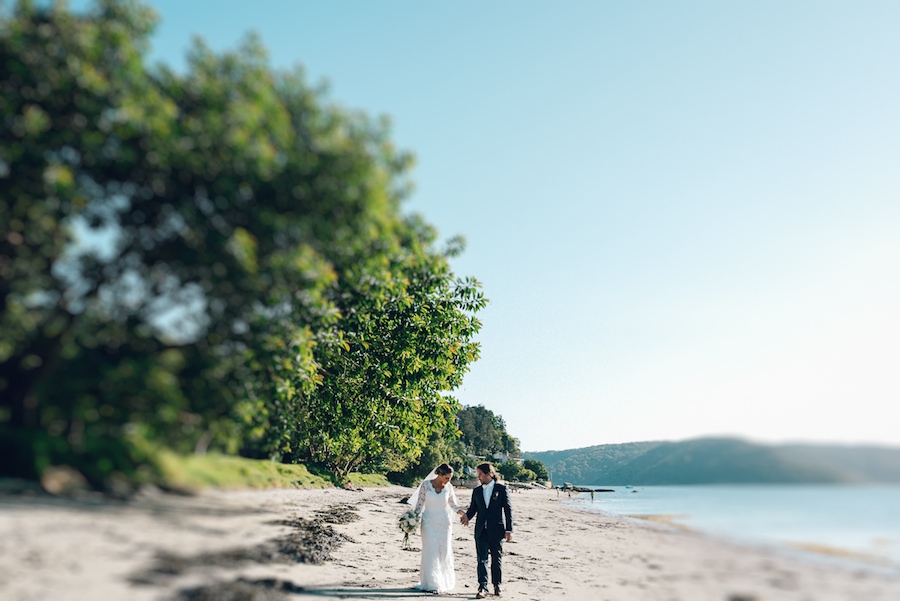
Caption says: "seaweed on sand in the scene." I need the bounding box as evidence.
[132,516,348,584]
[175,577,307,601]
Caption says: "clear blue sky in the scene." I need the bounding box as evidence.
[106,1,900,451]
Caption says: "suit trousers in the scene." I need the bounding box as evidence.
[475,533,503,588]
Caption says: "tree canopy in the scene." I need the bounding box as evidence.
[456,404,521,458]
[522,458,549,481]
[0,0,485,486]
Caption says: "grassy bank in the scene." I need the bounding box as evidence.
[0,427,392,495]
[154,450,390,493]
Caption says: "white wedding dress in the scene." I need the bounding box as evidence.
[414,478,463,593]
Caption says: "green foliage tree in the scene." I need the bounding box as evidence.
[0,0,484,487]
[522,458,549,481]
[497,461,520,481]
[456,404,521,458]
[281,229,486,479]
[497,460,535,482]
[387,422,467,487]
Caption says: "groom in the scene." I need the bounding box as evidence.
[461,462,513,598]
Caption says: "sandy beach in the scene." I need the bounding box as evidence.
[2,484,899,601]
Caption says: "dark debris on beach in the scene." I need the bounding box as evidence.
[267,503,360,527]
[132,516,348,585]
[175,577,306,601]
[315,504,361,524]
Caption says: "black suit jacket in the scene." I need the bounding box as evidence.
[466,482,513,540]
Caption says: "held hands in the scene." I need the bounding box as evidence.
[504,532,513,543]
[459,513,469,526]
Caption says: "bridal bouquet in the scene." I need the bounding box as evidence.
[398,508,421,548]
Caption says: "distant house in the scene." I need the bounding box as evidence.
[491,451,523,465]
[465,452,524,467]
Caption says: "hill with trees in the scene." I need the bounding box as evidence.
[525,438,900,485]
[524,441,661,484]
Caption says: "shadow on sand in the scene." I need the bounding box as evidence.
[176,577,475,600]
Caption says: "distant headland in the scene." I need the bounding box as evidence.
[524,437,900,485]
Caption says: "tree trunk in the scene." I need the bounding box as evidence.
[0,309,72,428]
[194,429,215,455]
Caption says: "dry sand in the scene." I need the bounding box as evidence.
[1,484,899,600]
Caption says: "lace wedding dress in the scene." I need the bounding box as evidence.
[414,478,463,592]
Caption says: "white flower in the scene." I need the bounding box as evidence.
[398,508,420,533]
[398,508,421,547]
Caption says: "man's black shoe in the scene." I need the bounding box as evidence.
[494,585,502,597]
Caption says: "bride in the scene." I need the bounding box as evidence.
[411,463,467,593]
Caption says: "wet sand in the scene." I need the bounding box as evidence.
[1,484,899,600]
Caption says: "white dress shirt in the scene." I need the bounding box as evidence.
[482,479,495,508]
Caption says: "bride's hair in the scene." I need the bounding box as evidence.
[476,462,499,481]
[434,463,453,476]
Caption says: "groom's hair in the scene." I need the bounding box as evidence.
[435,463,454,476]
[476,463,499,481]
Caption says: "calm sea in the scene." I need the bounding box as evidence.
[564,484,900,571]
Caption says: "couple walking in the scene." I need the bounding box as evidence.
[411,462,513,597]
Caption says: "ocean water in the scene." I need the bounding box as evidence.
[564,484,900,570]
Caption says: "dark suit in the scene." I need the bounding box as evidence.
[465,481,513,590]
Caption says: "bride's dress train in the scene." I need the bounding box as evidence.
[414,478,462,593]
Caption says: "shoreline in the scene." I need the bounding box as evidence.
[560,484,900,575]
[582,507,900,579]
[2,485,900,600]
